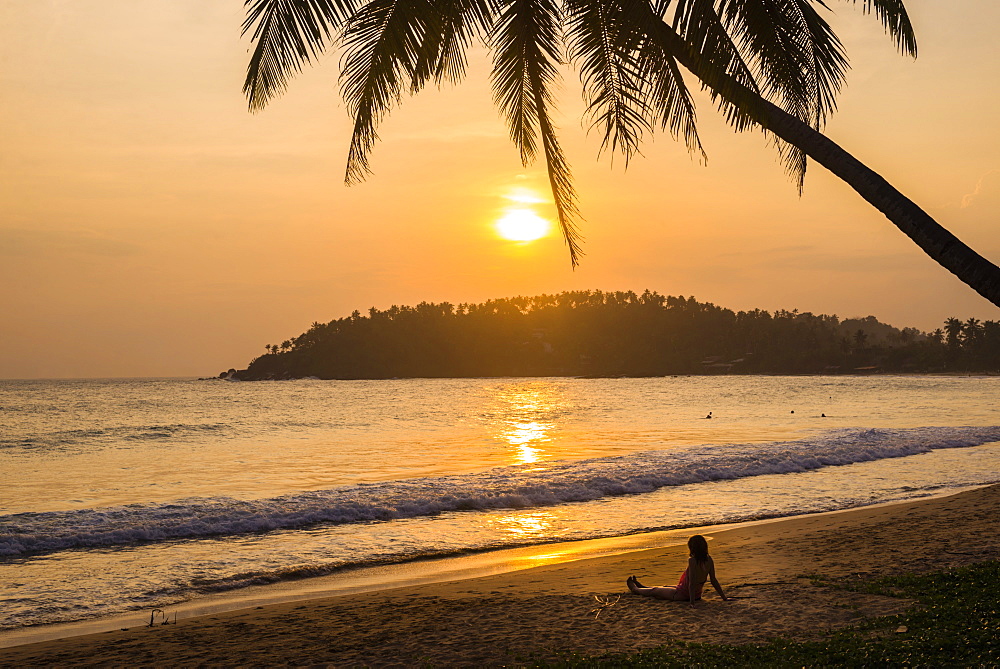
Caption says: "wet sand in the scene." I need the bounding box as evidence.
[3,484,999,667]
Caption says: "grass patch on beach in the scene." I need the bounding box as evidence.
[541,561,1000,668]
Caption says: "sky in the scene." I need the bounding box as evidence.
[2,0,999,379]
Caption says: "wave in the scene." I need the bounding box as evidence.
[2,426,999,557]
[0,423,229,450]
[133,493,917,599]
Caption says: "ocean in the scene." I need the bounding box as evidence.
[2,375,999,635]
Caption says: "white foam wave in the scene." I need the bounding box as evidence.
[2,426,999,557]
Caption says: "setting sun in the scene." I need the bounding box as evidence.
[496,209,551,242]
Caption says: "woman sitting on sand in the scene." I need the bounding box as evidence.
[626,535,728,605]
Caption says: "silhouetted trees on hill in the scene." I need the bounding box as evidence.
[232,290,1000,380]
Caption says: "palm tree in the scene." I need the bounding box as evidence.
[944,317,963,347]
[241,0,1000,306]
[963,317,983,348]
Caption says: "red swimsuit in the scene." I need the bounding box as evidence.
[675,568,705,600]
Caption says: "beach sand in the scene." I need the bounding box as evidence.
[3,484,999,667]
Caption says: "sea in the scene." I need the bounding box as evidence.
[2,375,999,637]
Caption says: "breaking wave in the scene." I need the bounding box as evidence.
[3,426,999,557]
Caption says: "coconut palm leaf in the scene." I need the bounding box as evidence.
[778,0,849,189]
[243,0,358,111]
[409,0,494,93]
[621,0,754,159]
[662,0,850,190]
[492,0,582,264]
[717,0,813,119]
[565,0,652,162]
[713,0,814,188]
[664,0,758,132]
[601,0,703,157]
[340,0,441,184]
[845,0,916,56]
[791,0,849,126]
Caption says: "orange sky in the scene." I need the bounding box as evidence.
[2,0,999,378]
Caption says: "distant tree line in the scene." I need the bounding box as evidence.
[230,290,1000,380]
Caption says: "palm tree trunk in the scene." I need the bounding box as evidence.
[663,29,1000,308]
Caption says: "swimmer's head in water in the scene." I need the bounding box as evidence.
[688,535,709,563]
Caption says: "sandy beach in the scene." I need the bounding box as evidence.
[3,484,998,667]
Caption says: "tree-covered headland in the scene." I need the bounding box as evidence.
[230,290,1000,380]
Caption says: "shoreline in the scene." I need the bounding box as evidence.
[5,371,997,382]
[0,485,981,650]
[3,484,998,665]
[224,371,1000,382]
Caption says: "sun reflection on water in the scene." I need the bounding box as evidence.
[506,421,548,464]
[506,421,548,445]
[489,510,556,539]
[516,444,542,464]
[486,382,570,465]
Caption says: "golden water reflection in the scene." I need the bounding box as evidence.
[487,382,570,466]
[506,421,548,464]
[506,421,548,446]
[517,444,542,464]
[503,420,551,465]
[514,551,569,569]
[490,510,557,540]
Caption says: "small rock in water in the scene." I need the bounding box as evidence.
[895,625,908,633]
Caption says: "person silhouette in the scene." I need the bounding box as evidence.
[704,411,713,419]
[627,535,729,605]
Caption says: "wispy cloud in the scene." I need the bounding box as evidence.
[961,169,1000,208]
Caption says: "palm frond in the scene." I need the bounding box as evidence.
[717,0,818,187]
[666,0,759,133]
[791,0,849,126]
[243,0,357,111]
[638,1,815,185]
[491,0,583,265]
[646,43,705,157]
[538,101,585,266]
[410,0,494,93]
[779,0,849,189]
[716,0,811,110]
[490,0,560,164]
[843,0,917,56]
[340,0,438,184]
[611,0,706,157]
[565,0,652,163]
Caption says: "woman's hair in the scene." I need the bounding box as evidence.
[688,535,710,563]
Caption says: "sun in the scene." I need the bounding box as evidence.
[496,209,551,241]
